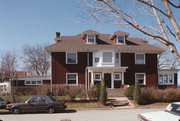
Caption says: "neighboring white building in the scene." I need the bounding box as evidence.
[0,81,11,94]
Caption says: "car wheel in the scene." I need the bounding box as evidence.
[12,108,20,114]
[48,107,55,113]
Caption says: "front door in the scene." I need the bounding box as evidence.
[104,73,111,88]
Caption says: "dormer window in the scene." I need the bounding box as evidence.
[116,36,125,44]
[87,35,96,44]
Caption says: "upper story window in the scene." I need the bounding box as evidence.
[135,73,146,85]
[103,52,112,63]
[66,52,77,64]
[116,36,125,44]
[135,53,145,64]
[86,35,96,44]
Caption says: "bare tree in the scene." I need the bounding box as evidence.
[0,51,18,82]
[155,43,180,69]
[78,0,180,62]
[23,44,50,76]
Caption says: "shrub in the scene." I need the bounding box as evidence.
[139,88,180,104]
[124,85,134,99]
[99,80,107,105]
[134,80,141,104]
[88,85,101,100]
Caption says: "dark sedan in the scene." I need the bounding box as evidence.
[6,96,67,114]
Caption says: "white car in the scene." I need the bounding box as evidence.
[138,102,180,121]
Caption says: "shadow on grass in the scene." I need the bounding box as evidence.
[0,109,77,115]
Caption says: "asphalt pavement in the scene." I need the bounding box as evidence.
[0,108,162,121]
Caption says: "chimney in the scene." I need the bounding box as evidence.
[55,32,62,42]
[56,32,61,38]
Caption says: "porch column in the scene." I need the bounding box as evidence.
[91,71,94,85]
[111,72,114,89]
[122,72,124,85]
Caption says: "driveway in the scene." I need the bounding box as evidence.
[0,108,162,121]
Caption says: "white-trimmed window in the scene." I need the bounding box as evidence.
[135,73,146,85]
[66,52,77,64]
[86,35,96,44]
[94,73,102,81]
[135,54,145,64]
[158,74,174,85]
[25,80,43,85]
[116,36,125,44]
[103,52,113,63]
[66,73,78,85]
[114,73,121,80]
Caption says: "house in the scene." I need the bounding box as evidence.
[45,30,176,89]
[13,75,51,86]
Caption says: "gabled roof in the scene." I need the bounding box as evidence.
[45,30,163,54]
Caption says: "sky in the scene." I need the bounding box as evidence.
[0,0,179,52]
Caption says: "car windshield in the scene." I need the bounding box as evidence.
[166,103,180,115]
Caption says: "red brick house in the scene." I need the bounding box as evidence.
[45,30,175,89]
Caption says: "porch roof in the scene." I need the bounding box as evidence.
[87,66,128,72]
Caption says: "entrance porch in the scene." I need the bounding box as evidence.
[86,67,128,89]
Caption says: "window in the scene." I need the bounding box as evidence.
[158,74,174,85]
[95,58,99,63]
[115,53,120,63]
[87,35,96,44]
[66,52,77,64]
[117,36,125,44]
[66,73,78,85]
[114,73,121,80]
[25,80,43,85]
[135,73,146,85]
[94,73,101,81]
[103,52,112,63]
[135,54,145,64]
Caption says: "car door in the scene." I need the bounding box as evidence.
[36,96,48,112]
[22,96,37,113]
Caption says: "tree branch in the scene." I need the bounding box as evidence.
[167,0,180,8]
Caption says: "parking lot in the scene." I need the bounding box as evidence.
[0,108,162,121]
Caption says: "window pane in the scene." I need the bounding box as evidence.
[115,53,120,63]
[169,74,173,83]
[32,81,36,85]
[95,58,99,63]
[67,53,77,64]
[37,81,42,85]
[67,74,76,80]
[114,73,121,80]
[94,73,101,80]
[87,35,95,43]
[164,75,168,83]
[26,81,31,85]
[159,75,163,84]
[136,54,145,64]
[103,52,112,62]
[68,80,76,84]
[117,36,124,43]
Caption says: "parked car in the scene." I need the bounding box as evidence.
[0,97,6,109]
[138,102,180,121]
[6,96,67,114]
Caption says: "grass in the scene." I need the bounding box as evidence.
[66,102,108,109]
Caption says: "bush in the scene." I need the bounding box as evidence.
[88,85,101,100]
[134,80,141,104]
[139,88,180,104]
[99,80,107,105]
[124,85,134,99]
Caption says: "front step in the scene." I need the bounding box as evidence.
[107,88,125,97]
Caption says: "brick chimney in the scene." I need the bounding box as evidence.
[55,32,62,42]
